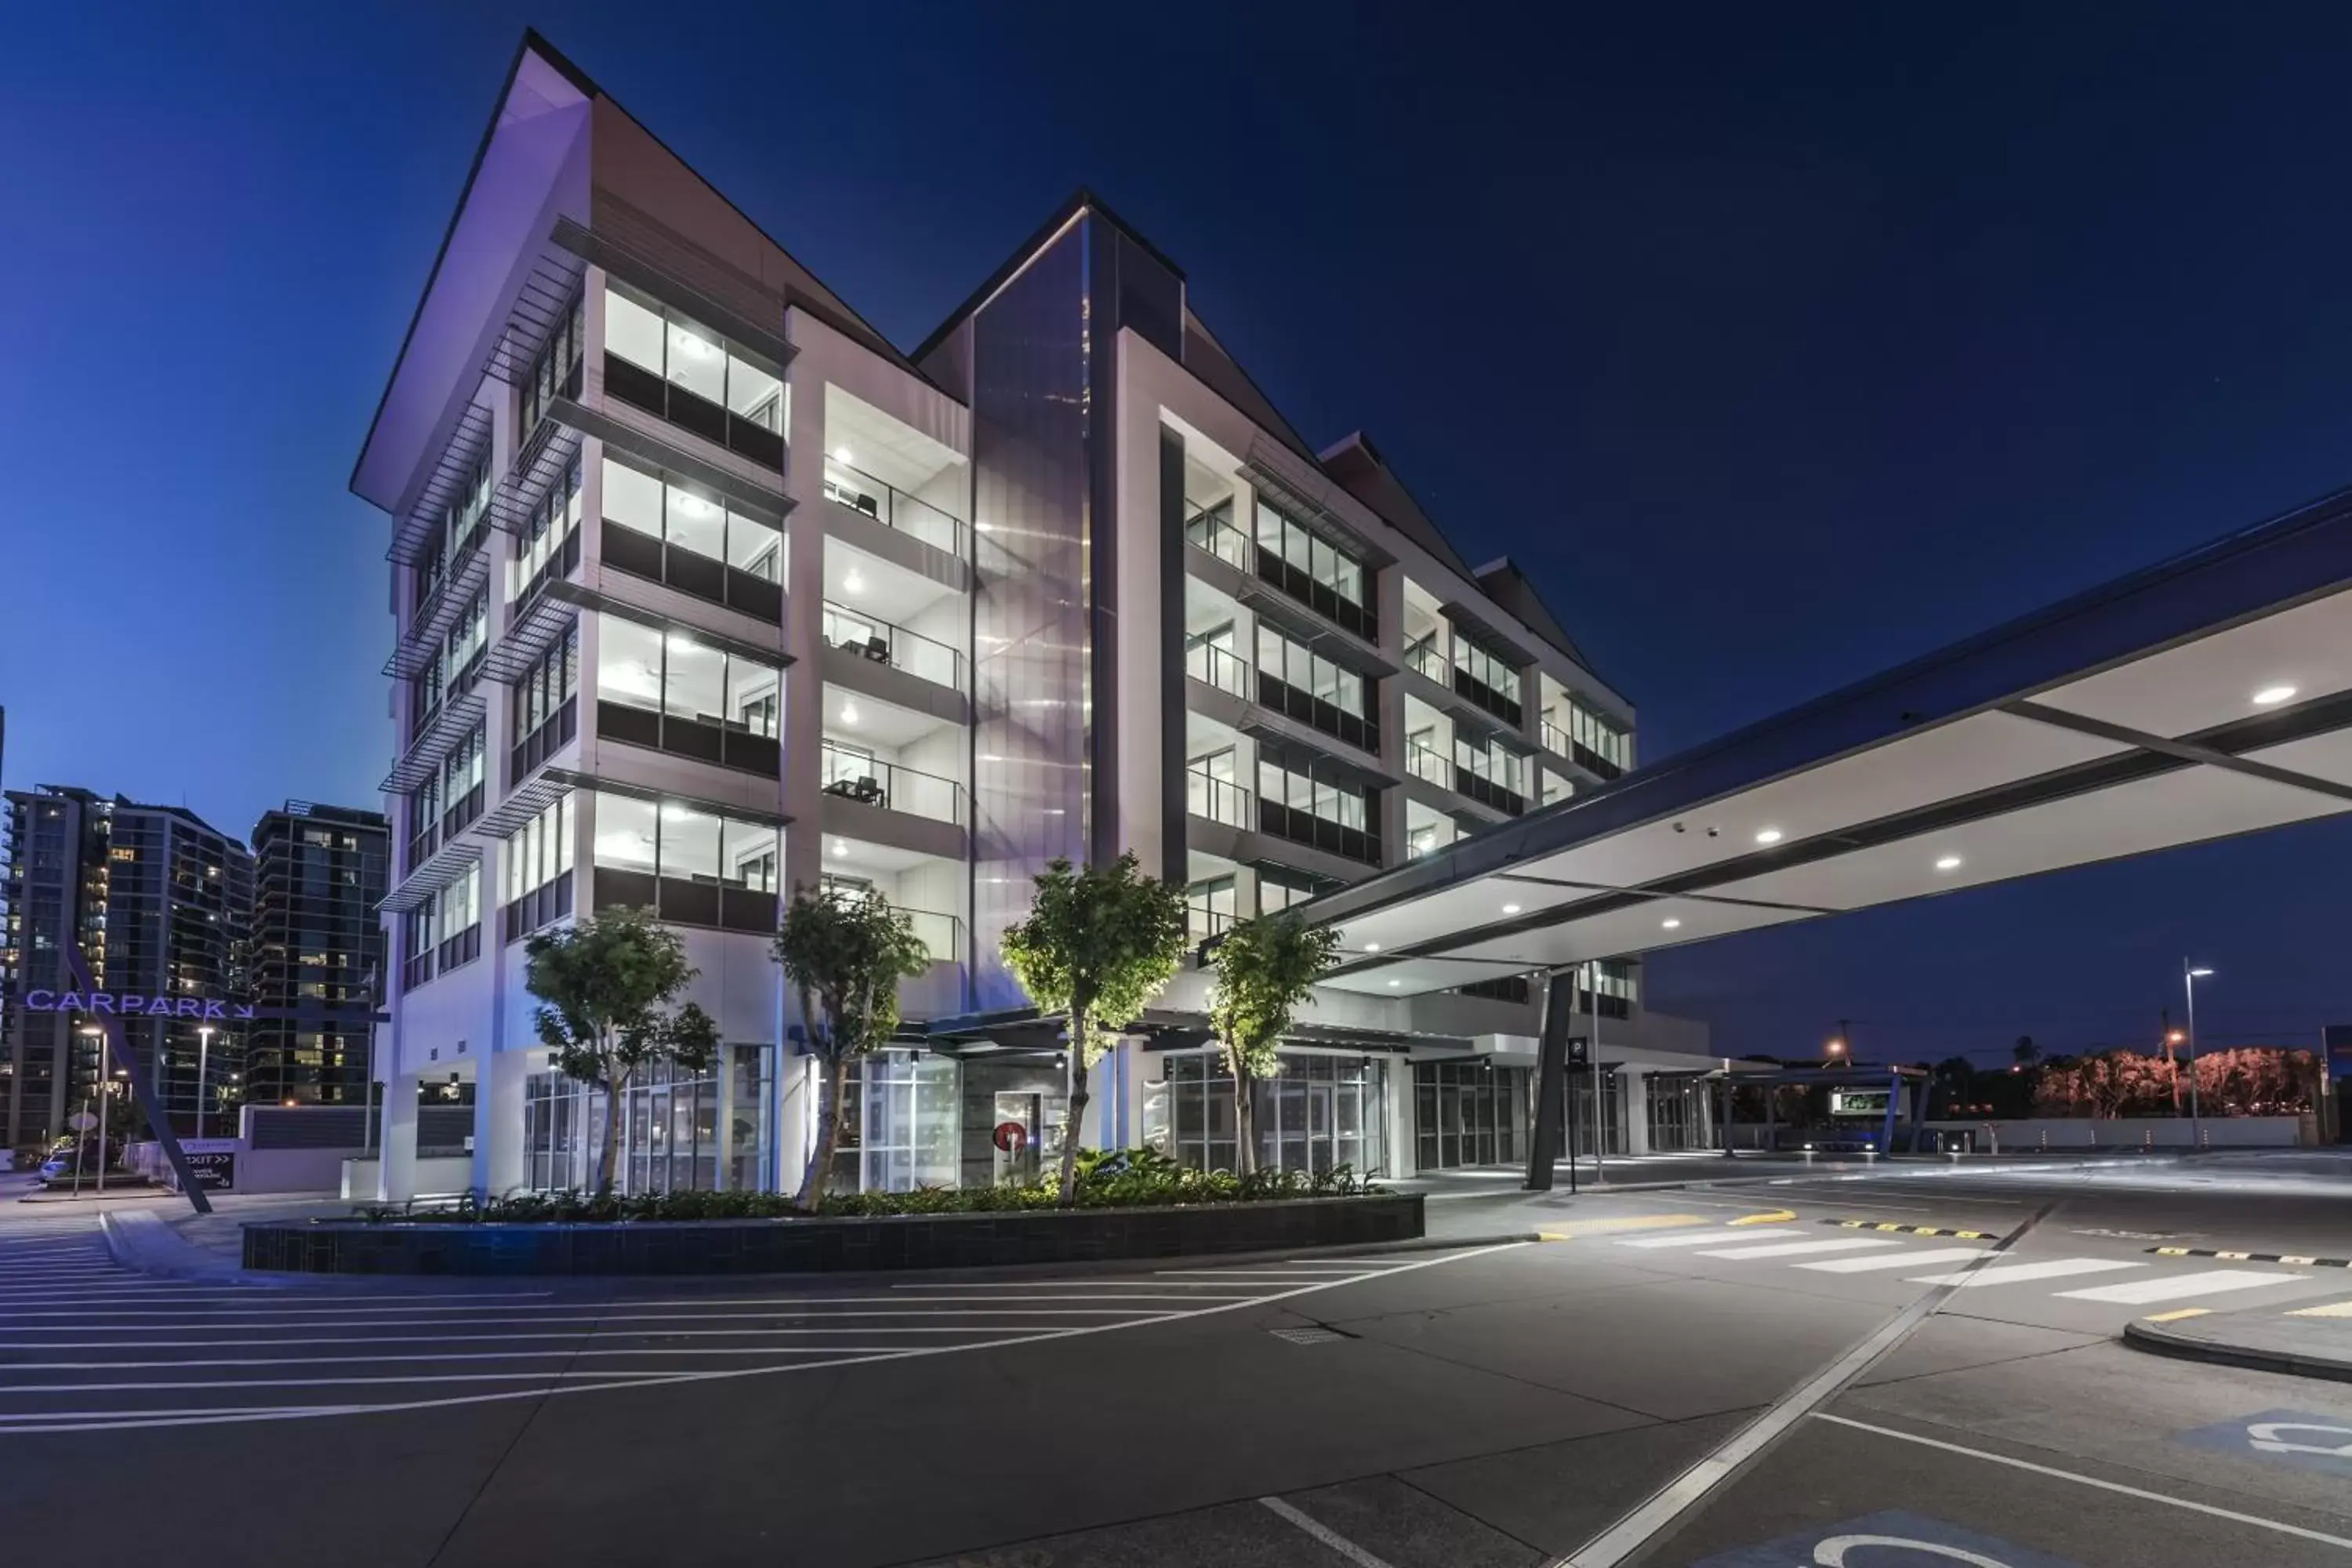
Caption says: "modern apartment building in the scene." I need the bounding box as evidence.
[246,801,390,1109]
[0,786,253,1146]
[351,33,1711,1202]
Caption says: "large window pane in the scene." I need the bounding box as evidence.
[728,354,783,431]
[662,636,724,722]
[604,458,662,535]
[728,509,782,579]
[727,658,779,736]
[605,289,663,371]
[659,805,721,881]
[724,822,779,891]
[666,485,725,560]
[594,795,659,873]
[665,317,727,404]
[597,618,665,712]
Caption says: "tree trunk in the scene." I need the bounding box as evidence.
[1057,1007,1089,1205]
[796,1054,852,1210]
[1232,1060,1254,1177]
[594,1067,628,1197]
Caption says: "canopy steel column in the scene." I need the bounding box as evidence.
[1524,969,1574,1192]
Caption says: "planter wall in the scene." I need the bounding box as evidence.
[241,1192,1425,1276]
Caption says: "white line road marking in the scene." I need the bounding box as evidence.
[0,1298,1263,1324]
[1908,1258,2143,1288]
[0,1342,1036,1368]
[1795,1247,1990,1274]
[2053,1269,2308,1305]
[1696,1239,1902,1261]
[0,1241,1523,1435]
[1813,1414,2352,1551]
[1618,1229,1806,1249]
[1259,1496,1399,1568]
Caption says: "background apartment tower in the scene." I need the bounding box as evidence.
[247,801,390,1110]
[0,786,253,1147]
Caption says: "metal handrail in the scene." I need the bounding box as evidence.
[822,460,967,559]
[822,601,965,691]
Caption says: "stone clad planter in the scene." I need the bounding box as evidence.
[241,1192,1425,1276]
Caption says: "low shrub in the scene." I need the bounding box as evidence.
[357,1149,1381,1225]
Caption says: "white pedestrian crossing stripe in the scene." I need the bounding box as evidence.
[2055,1269,2307,1305]
[1618,1228,1805,1249]
[1795,1247,1991,1274]
[1694,1238,1900,1261]
[1908,1258,2143,1288]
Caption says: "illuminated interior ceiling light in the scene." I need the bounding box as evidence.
[666,633,699,652]
[1501,902,1523,915]
[2252,684,2298,706]
[833,447,852,464]
[843,570,866,594]
[839,702,859,724]
[1935,855,1963,871]
[1385,978,1402,988]
[830,840,848,857]
[660,804,689,822]
[1755,828,1784,845]
[1363,941,1381,952]
[1661,917,1682,930]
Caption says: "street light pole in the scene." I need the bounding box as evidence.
[2184,962,2215,1152]
[196,1025,213,1140]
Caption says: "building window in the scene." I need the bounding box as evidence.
[589,791,780,935]
[1253,623,1378,754]
[1185,876,1236,942]
[602,283,786,469]
[1450,637,1522,726]
[1414,1061,1528,1170]
[523,1047,766,1196]
[401,865,481,992]
[831,1049,960,1193]
[415,449,493,609]
[1254,866,1334,914]
[1453,732,1526,816]
[521,289,585,437]
[600,454,785,622]
[510,622,579,784]
[502,793,575,943]
[440,726,486,837]
[1566,697,1632,779]
[1250,502,1374,641]
[509,456,583,606]
[1151,1052,1385,1177]
[593,614,782,778]
[1255,744,1380,865]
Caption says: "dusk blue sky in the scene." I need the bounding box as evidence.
[5,3,2350,1062]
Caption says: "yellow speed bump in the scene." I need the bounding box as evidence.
[2144,1308,2212,1323]
[1534,1214,1706,1242]
[1730,1209,1798,1226]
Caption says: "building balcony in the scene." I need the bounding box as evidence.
[822,459,966,559]
[819,744,964,828]
[822,601,964,694]
[1184,768,1381,874]
[600,517,782,626]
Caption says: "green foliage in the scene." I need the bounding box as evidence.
[773,887,932,1065]
[1209,913,1342,1084]
[524,905,720,1194]
[999,854,1189,1067]
[359,1149,1381,1225]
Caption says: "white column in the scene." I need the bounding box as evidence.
[1622,1065,1651,1156]
[377,1074,419,1202]
[776,1050,818,1197]
[473,1050,528,1197]
[1385,1056,1414,1178]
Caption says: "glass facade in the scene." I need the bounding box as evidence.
[1414,1061,1529,1170]
[1256,743,1380,864]
[1252,503,1374,641]
[830,1049,960,1192]
[593,614,782,777]
[1149,1051,1387,1176]
[601,454,785,622]
[602,283,786,468]
[589,791,780,935]
[522,1046,769,1195]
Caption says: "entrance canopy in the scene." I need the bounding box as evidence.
[1304,485,2352,996]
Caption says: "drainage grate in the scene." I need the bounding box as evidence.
[1268,1326,1354,1345]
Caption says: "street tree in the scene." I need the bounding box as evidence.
[1000,853,1189,1203]
[773,887,933,1209]
[525,906,720,1196]
[1207,912,1341,1176]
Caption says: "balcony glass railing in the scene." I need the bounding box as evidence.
[819,743,965,827]
[822,461,967,558]
[1183,642,1250,698]
[1540,717,1570,758]
[822,602,964,691]
[1187,903,1236,944]
[1405,638,1446,682]
[1406,742,1450,787]
[1185,768,1251,829]
[1182,506,1250,570]
[900,907,965,967]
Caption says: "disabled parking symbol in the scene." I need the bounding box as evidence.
[1692,1510,2083,1566]
[2176,1408,2352,1478]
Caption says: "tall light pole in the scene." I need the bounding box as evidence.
[196,1025,214,1140]
[2184,964,2215,1151]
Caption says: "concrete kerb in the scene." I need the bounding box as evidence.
[97,1210,304,1287]
[2123,1312,2352,1386]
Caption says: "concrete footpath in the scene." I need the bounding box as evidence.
[2127,1294,2352,1383]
